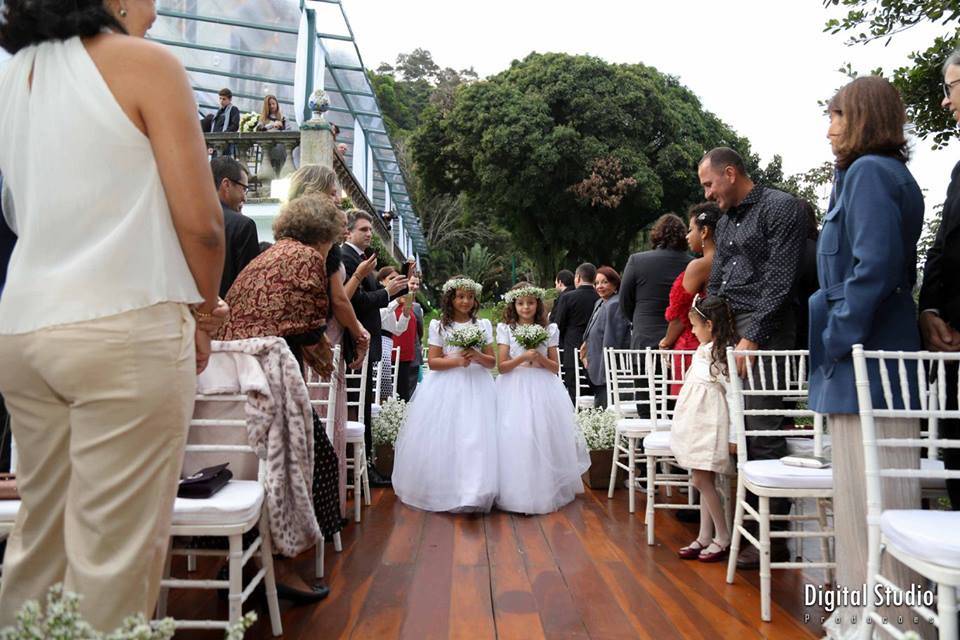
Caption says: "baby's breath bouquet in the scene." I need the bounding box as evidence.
[575,408,617,451]
[512,324,549,350]
[372,396,407,446]
[446,325,486,350]
[239,112,260,133]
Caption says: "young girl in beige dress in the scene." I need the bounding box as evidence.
[670,294,736,563]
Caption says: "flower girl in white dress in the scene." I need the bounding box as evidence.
[494,283,591,514]
[392,276,499,512]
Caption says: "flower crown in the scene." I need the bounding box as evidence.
[441,277,482,296]
[504,286,546,304]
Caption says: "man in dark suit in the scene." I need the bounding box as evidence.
[341,210,408,484]
[919,159,960,511]
[552,263,599,403]
[211,158,260,298]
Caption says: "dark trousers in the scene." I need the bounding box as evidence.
[735,311,794,528]
[942,360,960,510]
[592,383,608,409]
[396,361,418,402]
[561,348,577,403]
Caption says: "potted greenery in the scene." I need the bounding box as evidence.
[575,407,619,489]
[1,584,254,639]
[372,396,407,478]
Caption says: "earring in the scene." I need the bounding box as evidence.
[118,3,128,17]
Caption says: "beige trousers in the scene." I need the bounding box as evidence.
[0,303,195,631]
[827,414,933,639]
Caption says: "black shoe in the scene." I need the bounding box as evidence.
[276,582,330,604]
[368,465,391,487]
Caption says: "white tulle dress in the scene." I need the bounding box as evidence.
[392,318,499,513]
[494,322,591,514]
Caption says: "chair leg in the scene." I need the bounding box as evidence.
[937,584,957,640]
[361,449,372,506]
[258,514,283,636]
[156,540,173,618]
[228,535,243,627]
[354,443,362,523]
[607,433,621,499]
[333,532,342,553]
[186,552,197,573]
[759,496,772,623]
[794,498,804,562]
[316,533,325,580]
[859,532,883,640]
[646,454,656,545]
[816,498,833,585]
[662,461,673,498]
[627,436,636,514]
[726,480,747,585]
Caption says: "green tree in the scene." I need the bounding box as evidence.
[410,52,755,282]
[824,0,960,147]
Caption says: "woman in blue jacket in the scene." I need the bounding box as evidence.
[808,76,928,638]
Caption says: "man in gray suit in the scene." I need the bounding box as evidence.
[619,214,691,349]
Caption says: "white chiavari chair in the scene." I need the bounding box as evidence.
[156,356,283,636]
[854,346,960,640]
[304,346,344,579]
[371,345,401,418]
[573,351,595,409]
[344,349,372,522]
[606,348,665,513]
[725,347,834,623]
[641,348,698,545]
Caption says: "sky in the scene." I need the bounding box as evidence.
[342,0,958,214]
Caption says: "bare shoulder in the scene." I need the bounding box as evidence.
[682,257,711,293]
[85,33,186,84]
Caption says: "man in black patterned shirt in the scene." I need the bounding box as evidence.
[698,147,805,568]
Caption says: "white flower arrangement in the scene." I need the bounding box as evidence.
[504,286,546,304]
[0,584,254,639]
[446,325,487,350]
[512,324,549,350]
[239,112,260,133]
[441,277,482,296]
[575,407,617,451]
[372,396,407,446]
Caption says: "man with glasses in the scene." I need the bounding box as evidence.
[212,157,259,297]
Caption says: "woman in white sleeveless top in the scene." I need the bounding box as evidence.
[0,0,225,630]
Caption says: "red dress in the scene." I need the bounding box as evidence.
[664,271,701,395]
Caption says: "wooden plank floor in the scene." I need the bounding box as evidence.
[172,486,828,639]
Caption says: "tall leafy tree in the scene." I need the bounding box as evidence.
[824,0,960,147]
[410,52,755,283]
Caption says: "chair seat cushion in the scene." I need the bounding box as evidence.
[643,430,672,453]
[0,500,20,523]
[920,458,946,490]
[616,418,671,434]
[785,435,833,459]
[346,420,365,440]
[370,404,381,419]
[741,459,833,490]
[576,396,595,409]
[172,480,263,526]
[882,510,960,569]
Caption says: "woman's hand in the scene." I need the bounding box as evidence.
[348,332,369,369]
[196,298,229,334]
[195,327,212,374]
[658,337,672,349]
[305,335,334,378]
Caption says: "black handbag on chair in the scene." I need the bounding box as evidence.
[177,463,232,499]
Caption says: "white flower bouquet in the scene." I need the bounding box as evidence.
[446,325,486,350]
[512,324,549,350]
[372,396,407,446]
[239,112,260,133]
[575,407,617,451]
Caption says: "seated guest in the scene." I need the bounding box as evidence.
[580,266,630,407]
[257,94,287,131]
[217,196,344,597]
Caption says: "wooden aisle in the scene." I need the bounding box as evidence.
[172,485,827,639]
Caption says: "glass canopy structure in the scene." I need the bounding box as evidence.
[151,0,427,257]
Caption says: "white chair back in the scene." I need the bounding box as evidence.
[304,345,341,440]
[373,345,401,402]
[344,348,370,424]
[647,348,697,425]
[557,347,565,381]
[725,348,822,469]
[604,347,655,422]
[852,346,960,503]
[573,349,594,405]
